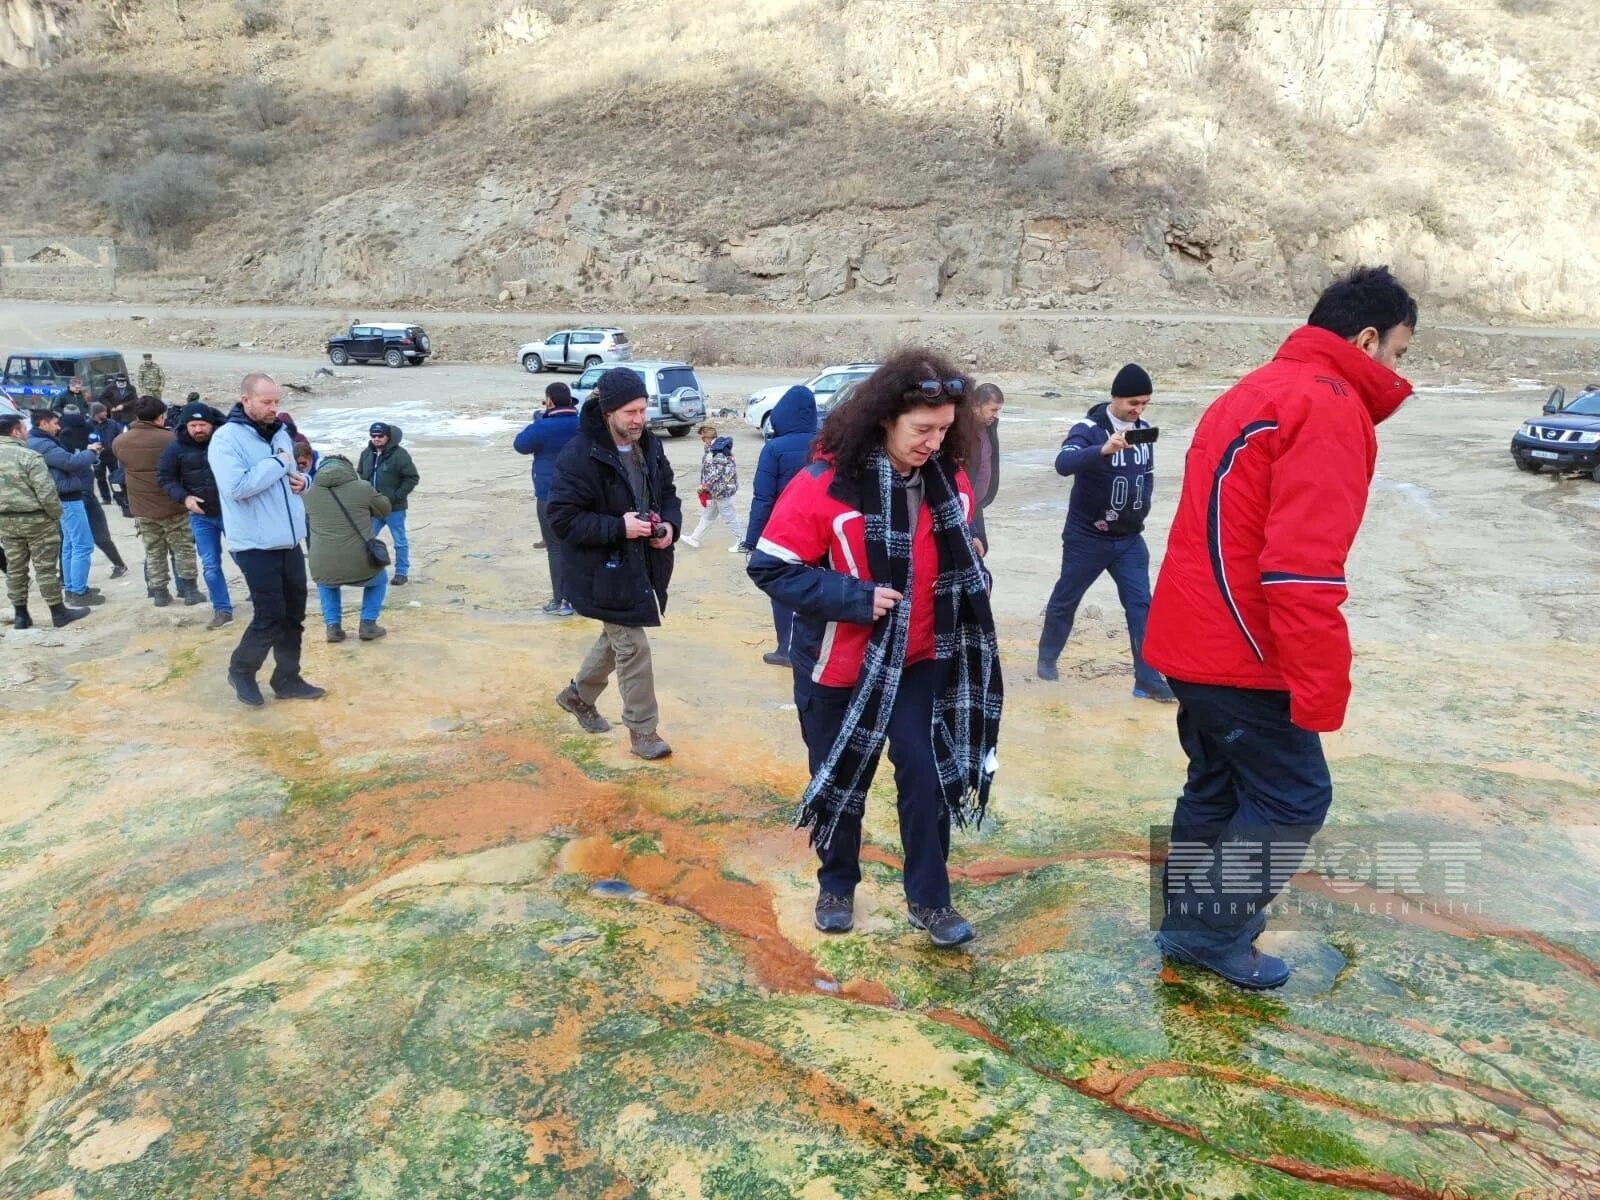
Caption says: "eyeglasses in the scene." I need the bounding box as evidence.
[910,378,966,400]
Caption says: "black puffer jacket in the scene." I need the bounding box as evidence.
[155,403,228,518]
[548,399,682,628]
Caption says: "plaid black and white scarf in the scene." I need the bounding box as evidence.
[799,450,1004,849]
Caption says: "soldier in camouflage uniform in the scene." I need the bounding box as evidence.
[110,397,202,607]
[138,353,166,400]
[0,414,88,629]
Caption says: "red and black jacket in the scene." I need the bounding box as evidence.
[747,458,975,688]
[1144,326,1412,732]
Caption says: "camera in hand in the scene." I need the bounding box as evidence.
[1124,426,1159,445]
[645,511,669,540]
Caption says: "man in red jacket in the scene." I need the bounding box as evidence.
[1143,265,1417,989]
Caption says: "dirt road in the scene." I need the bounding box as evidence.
[2,301,1597,1198]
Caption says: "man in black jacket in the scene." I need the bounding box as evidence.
[157,401,234,629]
[547,369,681,761]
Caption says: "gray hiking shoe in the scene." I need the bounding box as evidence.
[629,730,672,760]
[814,891,854,933]
[556,682,611,733]
[908,903,975,948]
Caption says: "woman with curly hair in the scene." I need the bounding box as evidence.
[747,349,1004,948]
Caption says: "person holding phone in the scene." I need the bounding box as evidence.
[1035,363,1174,702]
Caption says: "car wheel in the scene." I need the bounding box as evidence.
[1515,456,1542,473]
[584,356,602,369]
[522,353,543,374]
[384,348,405,368]
[1593,463,1600,483]
[329,347,349,366]
[668,425,691,438]
[760,413,773,439]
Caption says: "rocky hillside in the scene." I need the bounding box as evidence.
[3,0,1599,320]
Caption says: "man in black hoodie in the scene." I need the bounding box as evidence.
[158,401,234,629]
[547,369,681,761]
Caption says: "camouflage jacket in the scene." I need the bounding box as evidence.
[138,361,165,395]
[0,438,63,520]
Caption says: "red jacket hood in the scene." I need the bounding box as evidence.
[1274,325,1413,426]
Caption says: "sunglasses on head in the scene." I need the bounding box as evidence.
[910,378,966,400]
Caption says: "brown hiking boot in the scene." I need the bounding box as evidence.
[359,620,387,641]
[629,730,672,760]
[206,610,234,630]
[556,682,610,733]
[326,624,347,643]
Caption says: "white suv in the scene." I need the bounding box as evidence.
[572,360,707,438]
[744,363,879,435]
[518,328,632,374]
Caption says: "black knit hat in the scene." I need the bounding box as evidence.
[178,402,215,426]
[595,368,646,412]
[1111,363,1153,398]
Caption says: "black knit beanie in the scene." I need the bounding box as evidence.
[1111,363,1153,398]
[595,368,646,412]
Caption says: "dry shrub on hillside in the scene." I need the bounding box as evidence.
[227,134,274,166]
[101,153,223,246]
[1047,68,1139,147]
[147,115,224,155]
[227,78,292,130]
[1496,0,1549,12]
[1404,45,1486,103]
[1007,145,1114,207]
[235,0,281,35]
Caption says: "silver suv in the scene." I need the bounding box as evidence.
[518,328,632,374]
[572,360,706,438]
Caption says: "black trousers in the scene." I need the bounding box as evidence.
[231,547,307,684]
[83,493,126,570]
[94,456,114,504]
[794,658,952,908]
[1158,679,1334,954]
[536,498,564,602]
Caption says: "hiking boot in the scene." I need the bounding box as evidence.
[908,904,976,948]
[65,590,105,607]
[532,539,547,550]
[81,586,105,600]
[326,624,347,643]
[762,651,791,668]
[814,891,854,933]
[149,585,173,608]
[12,606,31,630]
[228,670,264,707]
[391,574,408,586]
[50,602,88,627]
[359,620,386,641]
[629,729,672,760]
[541,598,564,614]
[1035,659,1059,682]
[1133,681,1177,703]
[109,563,129,579]
[177,578,205,606]
[556,682,611,733]
[206,609,234,630]
[1154,932,1291,991]
[272,677,327,701]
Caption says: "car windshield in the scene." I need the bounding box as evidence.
[1565,393,1600,416]
[577,367,604,388]
[656,368,699,395]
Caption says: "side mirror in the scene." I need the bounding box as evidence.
[1544,386,1566,414]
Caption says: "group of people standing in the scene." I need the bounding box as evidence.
[4,264,1419,989]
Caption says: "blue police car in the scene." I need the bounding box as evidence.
[1,349,128,408]
[1510,385,1600,480]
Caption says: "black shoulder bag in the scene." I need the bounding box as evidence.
[329,485,391,570]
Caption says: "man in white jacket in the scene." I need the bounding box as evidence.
[207,373,324,707]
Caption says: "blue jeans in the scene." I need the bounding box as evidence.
[1037,527,1163,690]
[1158,680,1333,956]
[318,570,389,626]
[372,509,409,575]
[59,499,93,594]
[189,514,233,612]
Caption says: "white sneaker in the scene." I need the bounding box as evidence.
[681,536,700,548]
[727,542,744,553]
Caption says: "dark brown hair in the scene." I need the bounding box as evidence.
[814,347,976,486]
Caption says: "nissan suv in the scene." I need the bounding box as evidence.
[1510,386,1600,480]
[572,360,706,437]
[518,328,632,374]
[326,322,432,368]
